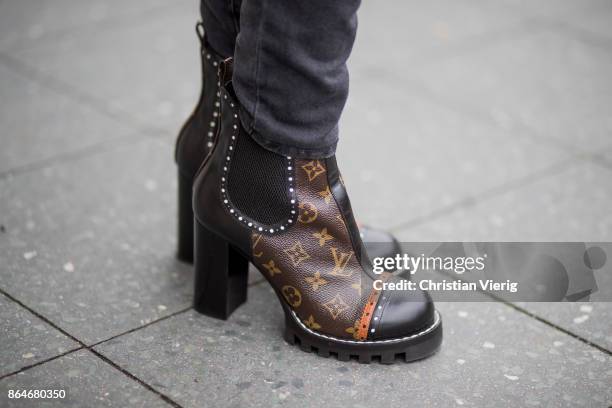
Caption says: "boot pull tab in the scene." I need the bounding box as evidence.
[195,22,205,44]
[219,57,234,87]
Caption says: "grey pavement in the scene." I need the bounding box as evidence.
[0,293,79,378]
[1,0,611,407]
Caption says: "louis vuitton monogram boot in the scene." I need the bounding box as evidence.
[190,61,442,363]
[174,24,401,264]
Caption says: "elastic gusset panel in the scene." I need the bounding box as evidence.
[227,132,292,226]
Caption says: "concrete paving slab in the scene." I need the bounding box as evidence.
[498,0,610,21]
[0,349,171,407]
[603,146,612,166]
[0,139,193,345]
[8,2,201,135]
[395,161,612,350]
[351,0,527,71]
[0,64,133,175]
[0,293,80,378]
[0,0,177,52]
[394,161,612,241]
[401,28,612,154]
[338,79,567,229]
[517,302,612,351]
[95,283,612,408]
[552,2,612,41]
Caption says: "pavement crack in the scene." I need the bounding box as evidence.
[0,346,84,381]
[0,288,187,407]
[432,269,612,356]
[389,158,574,232]
[89,306,193,349]
[0,52,164,136]
[0,132,152,181]
[87,348,184,408]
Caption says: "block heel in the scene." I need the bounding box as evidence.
[193,220,249,319]
[177,172,195,263]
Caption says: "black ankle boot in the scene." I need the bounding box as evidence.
[174,25,401,264]
[190,64,442,363]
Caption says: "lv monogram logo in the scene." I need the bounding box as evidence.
[263,259,282,277]
[318,186,332,205]
[322,293,349,319]
[282,285,302,308]
[312,227,333,247]
[330,247,353,277]
[304,271,328,291]
[301,160,326,181]
[298,202,318,224]
[284,241,311,267]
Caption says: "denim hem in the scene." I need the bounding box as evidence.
[238,107,338,159]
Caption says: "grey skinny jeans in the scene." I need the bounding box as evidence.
[201,0,361,158]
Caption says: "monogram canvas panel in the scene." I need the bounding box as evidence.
[251,159,376,340]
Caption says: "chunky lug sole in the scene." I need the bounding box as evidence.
[192,219,443,363]
[283,303,442,364]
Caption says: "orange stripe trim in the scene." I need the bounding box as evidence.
[356,272,391,341]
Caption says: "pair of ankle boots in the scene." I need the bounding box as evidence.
[174,26,442,363]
